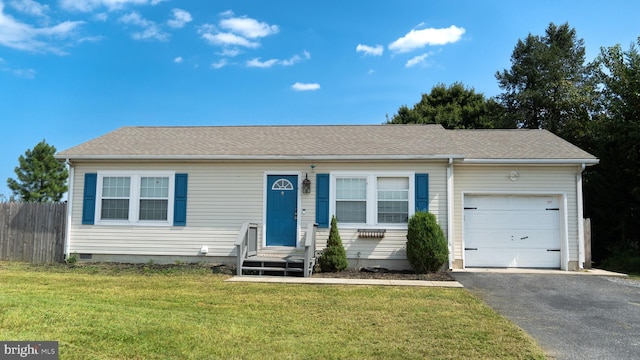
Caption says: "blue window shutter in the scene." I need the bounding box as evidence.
[415,173,429,212]
[82,173,97,225]
[316,174,330,228]
[173,174,188,226]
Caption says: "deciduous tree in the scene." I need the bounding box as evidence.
[387,82,506,129]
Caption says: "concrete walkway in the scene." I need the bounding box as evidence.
[225,268,625,287]
[226,275,463,287]
[452,267,627,276]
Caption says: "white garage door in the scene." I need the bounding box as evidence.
[464,195,561,268]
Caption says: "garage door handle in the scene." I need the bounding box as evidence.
[465,248,478,251]
[520,236,529,240]
[547,249,561,252]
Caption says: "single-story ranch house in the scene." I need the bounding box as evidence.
[55,124,598,272]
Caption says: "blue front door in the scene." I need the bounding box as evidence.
[266,175,298,246]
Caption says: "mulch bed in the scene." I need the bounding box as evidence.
[312,267,455,281]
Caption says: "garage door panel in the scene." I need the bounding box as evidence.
[465,211,559,230]
[464,195,561,268]
[465,248,560,268]
[466,229,560,249]
[465,195,558,211]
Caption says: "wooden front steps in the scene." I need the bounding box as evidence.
[241,255,315,277]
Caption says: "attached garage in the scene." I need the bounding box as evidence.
[464,195,563,268]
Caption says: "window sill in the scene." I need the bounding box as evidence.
[93,221,173,227]
[338,224,407,231]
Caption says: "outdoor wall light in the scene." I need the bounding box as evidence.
[302,173,311,194]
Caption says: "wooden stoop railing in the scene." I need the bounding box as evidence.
[234,222,317,277]
[235,222,258,275]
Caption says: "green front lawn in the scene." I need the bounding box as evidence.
[0,263,545,359]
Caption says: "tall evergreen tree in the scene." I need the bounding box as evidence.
[7,140,68,202]
[585,39,640,270]
[496,22,597,144]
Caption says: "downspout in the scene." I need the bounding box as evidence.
[447,157,454,270]
[64,159,74,261]
[576,163,586,270]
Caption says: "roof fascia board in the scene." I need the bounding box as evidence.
[54,154,466,161]
[460,158,599,165]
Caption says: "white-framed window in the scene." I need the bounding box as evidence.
[96,171,175,226]
[330,172,414,228]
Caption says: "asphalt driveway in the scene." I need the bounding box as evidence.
[451,271,640,360]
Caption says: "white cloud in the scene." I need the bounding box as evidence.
[281,51,310,66]
[368,69,375,75]
[173,56,183,63]
[219,16,278,39]
[219,10,233,17]
[11,67,35,78]
[389,25,465,53]
[59,0,159,12]
[200,13,278,50]
[9,0,48,17]
[167,8,191,29]
[119,11,168,41]
[201,31,258,48]
[211,59,227,69]
[219,48,240,57]
[246,51,310,68]
[78,35,104,43]
[93,12,108,21]
[291,82,320,91]
[0,2,84,54]
[356,44,383,56]
[405,53,429,67]
[247,57,277,68]
[0,57,36,78]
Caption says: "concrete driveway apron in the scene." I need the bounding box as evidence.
[452,272,640,360]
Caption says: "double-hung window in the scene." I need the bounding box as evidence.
[377,177,409,223]
[96,171,175,225]
[331,172,414,228]
[335,178,367,223]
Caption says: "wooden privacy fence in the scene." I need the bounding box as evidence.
[0,202,66,263]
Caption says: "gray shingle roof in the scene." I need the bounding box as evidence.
[56,124,597,163]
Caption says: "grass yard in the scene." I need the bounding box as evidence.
[0,262,545,359]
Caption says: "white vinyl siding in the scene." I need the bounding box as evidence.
[452,165,581,270]
[69,161,447,263]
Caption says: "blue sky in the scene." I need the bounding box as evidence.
[0,0,638,200]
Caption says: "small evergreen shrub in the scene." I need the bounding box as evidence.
[406,211,448,273]
[318,216,348,272]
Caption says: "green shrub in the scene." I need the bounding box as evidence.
[318,216,348,272]
[601,248,640,275]
[66,253,78,264]
[406,211,448,273]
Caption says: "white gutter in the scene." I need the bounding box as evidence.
[577,163,586,269]
[461,158,599,165]
[64,159,74,261]
[446,157,454,270]
[54,154,466,161]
